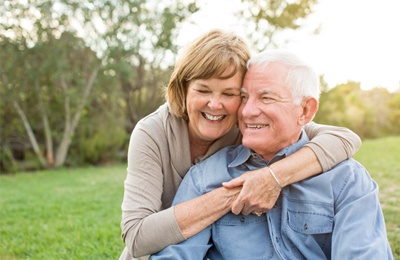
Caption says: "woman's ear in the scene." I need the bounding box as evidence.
[298,97,319,126]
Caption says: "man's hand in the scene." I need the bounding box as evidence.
[222,167,281,215]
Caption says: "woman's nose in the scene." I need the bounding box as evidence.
[208,95,223,110]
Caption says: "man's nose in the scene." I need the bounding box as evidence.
[241,98,261,118]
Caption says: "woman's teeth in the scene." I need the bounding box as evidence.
[203,113,224,121]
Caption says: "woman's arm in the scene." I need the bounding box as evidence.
[121,117,240,257]
[121,123,183,257]
[174,186,240,239]
[223,122,361,215]
[303,121,362,171]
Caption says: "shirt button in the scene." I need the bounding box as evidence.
[304,223,308,230]
[240,217,245,222]
[275,236,279,243]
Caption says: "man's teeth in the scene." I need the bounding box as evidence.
[203,113,224,121]
[247,125,267,129]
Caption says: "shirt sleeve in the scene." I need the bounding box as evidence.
[332,161,393,259]
[121,121,185,258]
[303,122,362,171]
[150,166,213,259]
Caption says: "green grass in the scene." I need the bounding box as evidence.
[0,165,127,259]
[354,136,400,259]
[0,136,399,259]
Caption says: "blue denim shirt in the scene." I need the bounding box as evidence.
[151,131,393,260]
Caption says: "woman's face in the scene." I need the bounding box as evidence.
[186,68,242,144]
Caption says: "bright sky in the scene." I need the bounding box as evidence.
[177,0,400,92]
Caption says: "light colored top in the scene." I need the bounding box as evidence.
[151,130,392,260]
[120,103,361,259]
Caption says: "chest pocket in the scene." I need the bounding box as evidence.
[286,199,334,234]
[212,213,275,260]
[283,199,334,260]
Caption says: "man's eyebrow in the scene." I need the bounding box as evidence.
[257,89,274,95]
[240,88,248,93]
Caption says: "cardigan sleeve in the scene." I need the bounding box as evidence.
[121,117,185,258]
[303,122,362,172]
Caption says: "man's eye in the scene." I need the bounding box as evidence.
[240,95,248,102]
[262,97,276,103]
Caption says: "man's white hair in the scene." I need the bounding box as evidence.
[247,49,320,105]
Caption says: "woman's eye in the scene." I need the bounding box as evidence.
[197,89,210,94]
[223,93,236,97]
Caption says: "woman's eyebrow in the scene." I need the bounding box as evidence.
[195,82,209,88]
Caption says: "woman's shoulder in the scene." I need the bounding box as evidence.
[133,103,188,142]
[137,103,168,123]
[138,103,183,124]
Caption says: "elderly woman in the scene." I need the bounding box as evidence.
[120,29,361,260]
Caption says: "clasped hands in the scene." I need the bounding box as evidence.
[222,167,282,216]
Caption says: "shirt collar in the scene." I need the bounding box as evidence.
[228,129,310,168]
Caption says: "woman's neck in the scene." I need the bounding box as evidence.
[188,128,213,164]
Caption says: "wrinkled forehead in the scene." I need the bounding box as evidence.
[243,63,289,87]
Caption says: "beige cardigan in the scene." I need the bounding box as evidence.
[120,103,361,259]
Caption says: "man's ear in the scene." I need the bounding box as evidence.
[298,97,319,126]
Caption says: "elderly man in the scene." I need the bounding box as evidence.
[150,50,393,259]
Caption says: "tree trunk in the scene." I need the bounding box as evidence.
[36,81,55,167]
[54,67,99,167]
[42,111,54,167]
[13,101,47,167]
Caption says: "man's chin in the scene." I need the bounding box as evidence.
[241,138,260,149]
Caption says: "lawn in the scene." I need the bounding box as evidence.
[0,165,127,259]
[0,136,399,259]
[354,135,400,258]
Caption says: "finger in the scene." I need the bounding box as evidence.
[222,177,245,188]
[241,204,255,216]
[231,196,245,215]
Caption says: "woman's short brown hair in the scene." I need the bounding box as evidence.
[166,29,251,120]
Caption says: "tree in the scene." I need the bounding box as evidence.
[1,33,100,168]
[314,81,399,139]
[388,92,400,135]
[0,0,199,170]
[238,0,318,50]
[359,87,393,138]
[97,0,199,131]
[314,81,368,137]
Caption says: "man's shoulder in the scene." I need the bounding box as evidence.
[296,158,372,194]
[329,158,367,176]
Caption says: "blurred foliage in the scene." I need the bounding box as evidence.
[314,81,400,139]
[238,0,318,50]
[0,0,198,172]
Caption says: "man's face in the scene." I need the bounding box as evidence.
[238,62,304,160]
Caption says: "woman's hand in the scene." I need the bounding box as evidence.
[175,185,242,239]
[222,167,281,215]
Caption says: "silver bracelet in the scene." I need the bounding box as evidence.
[267,166,282,189]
